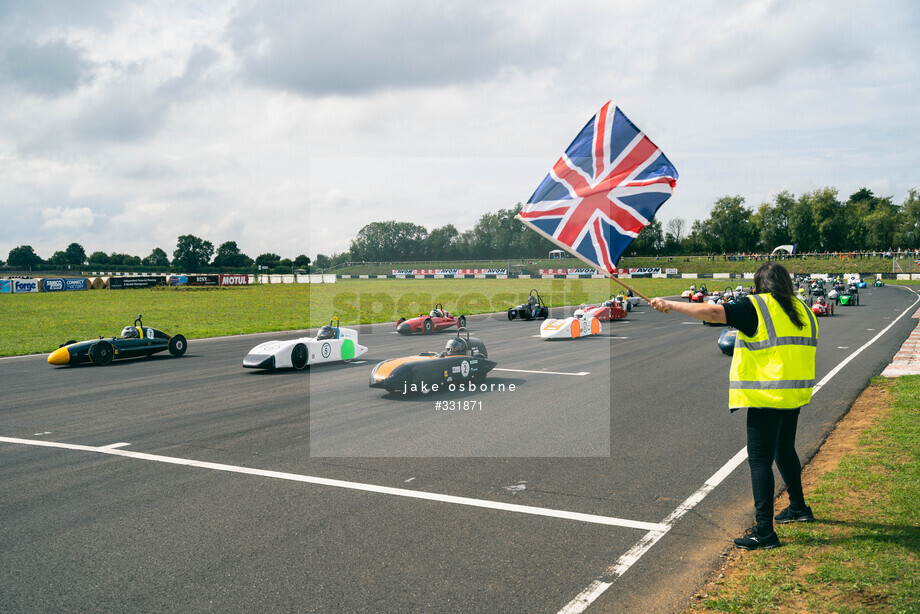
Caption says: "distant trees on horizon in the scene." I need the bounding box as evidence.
[4,236,311,274]
[5,186,918,271]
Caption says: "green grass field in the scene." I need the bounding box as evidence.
[3,277,918,357]
[0,278,699,357]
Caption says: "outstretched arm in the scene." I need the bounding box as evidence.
[649,297,727,324]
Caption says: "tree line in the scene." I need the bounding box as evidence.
[7,186,917,272]
[631,187,920,257]
[314,187,919,266]
[4,236,312,274]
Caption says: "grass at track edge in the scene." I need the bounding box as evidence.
[686,376,920,613]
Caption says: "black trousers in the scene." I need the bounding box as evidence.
[746,407,806,535]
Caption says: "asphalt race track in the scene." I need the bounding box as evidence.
[2,285,919,613]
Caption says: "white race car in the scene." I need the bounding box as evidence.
[243,317,368,370]
[539,307,602,339]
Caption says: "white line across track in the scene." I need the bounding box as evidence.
[493,368,589,376]
[558,285,920,613]
[0,436,665,533]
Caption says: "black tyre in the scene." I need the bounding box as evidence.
[458,315,467,328]
[168,334,187,357]
[856,295,860,306]
[539,307,549,319]
[625,301,632,312]
[508,310,516,321]
[89,340,114,365]
[423,319,433,334]
[291,343,308,370]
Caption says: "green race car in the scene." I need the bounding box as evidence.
[48,315,187,366]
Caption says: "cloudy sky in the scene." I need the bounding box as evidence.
[1,0,918,262]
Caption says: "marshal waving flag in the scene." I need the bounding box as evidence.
[517,101,678,275]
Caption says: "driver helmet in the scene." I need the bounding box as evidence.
[690,284,696,292]
[445,337,467,356]
[574,308,586,319]
[316,325,336,340]
[797,287,805,295]
[528,296,537,305]
[818,297,826,304]
[121,325,139,339]
[430,309,442,317]
[603,299,614,307]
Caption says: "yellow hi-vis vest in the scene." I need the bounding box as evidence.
[729,293,819,410]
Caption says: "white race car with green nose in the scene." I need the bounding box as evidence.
[243,317,367,370]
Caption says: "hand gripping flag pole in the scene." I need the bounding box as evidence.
[516,101,678,302]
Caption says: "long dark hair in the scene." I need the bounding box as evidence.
[753,262,805,329]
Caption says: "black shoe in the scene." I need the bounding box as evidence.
[733,531,781,550]
[774,505,815,524]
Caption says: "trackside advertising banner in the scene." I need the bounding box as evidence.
[109,276,165,289]
[539,267,662,275]
[0,279,11,293]
[169,274,220,286]
[219,274,250,286]
[41,278,88,292]
[12,279,39,293]
[392,269,508,276]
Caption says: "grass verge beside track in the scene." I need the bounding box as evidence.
[5,278,916,358]
[687,376,920,613]
[0,278,697,357]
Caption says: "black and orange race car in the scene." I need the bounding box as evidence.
[370,329,497,395]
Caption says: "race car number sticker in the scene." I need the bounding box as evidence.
[543,320,565,331]
[321,342,331,359]
[460,360,470,378]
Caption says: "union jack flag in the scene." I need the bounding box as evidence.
[517,101,678,274]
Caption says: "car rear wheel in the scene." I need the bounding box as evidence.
[423,319,433,334]
[458,316,467,328]
[89,340,114,365]
[168,334,187,357]
[291,343,308,370]
[508,310,515,321]
[539,307,548,319]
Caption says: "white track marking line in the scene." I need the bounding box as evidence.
[99,442,131,449]
[494,368,589,376]
[558,286,920,614]
[0,436,665,532]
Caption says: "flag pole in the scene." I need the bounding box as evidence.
[515,213,654,304]
[601,268,653,303]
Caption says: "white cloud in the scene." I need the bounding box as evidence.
[41,206,95,229]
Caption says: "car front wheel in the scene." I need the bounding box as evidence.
[89,340,114,365]
[168,334,187,357]
[291,343,308,370]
